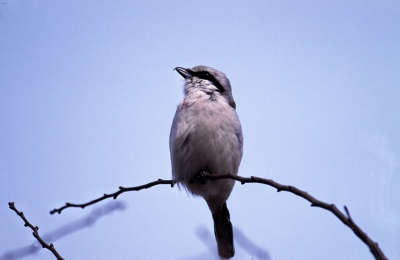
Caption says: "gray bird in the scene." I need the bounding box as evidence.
[170,65,243,259]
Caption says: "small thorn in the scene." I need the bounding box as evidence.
[344,205,351,218]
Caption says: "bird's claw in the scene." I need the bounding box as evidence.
[196,171,209,185]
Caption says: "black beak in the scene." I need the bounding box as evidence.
[174,67,193,79]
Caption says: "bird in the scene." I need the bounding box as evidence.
[169,65,243,259]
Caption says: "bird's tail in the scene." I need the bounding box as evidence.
[212,202,235,259]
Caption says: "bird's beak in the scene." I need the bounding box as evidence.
[174,67,193,79]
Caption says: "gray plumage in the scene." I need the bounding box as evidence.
[169,65,243,259]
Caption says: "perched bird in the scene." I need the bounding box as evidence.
[170,65,243,259]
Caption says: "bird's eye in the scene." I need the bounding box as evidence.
[198,71,211,79]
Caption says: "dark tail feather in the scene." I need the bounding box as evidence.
[212,202,235,259]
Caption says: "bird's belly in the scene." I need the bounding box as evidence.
[173,120,241,201]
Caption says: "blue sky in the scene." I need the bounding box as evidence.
[1,1,399,259]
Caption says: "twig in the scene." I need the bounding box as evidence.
[8,202,64,260]
[2,201,125,260]
[205,173,388,260]
[50,179,174,214]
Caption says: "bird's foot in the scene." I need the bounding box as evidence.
[196,170,209,185]
[188,170,209,184]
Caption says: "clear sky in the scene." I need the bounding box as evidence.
[1,1,399,259]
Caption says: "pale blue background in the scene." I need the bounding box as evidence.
[1,1,399,259]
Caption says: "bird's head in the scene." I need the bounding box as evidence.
[174,66,236,109]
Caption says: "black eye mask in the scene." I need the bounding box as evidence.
[189,70,225,93]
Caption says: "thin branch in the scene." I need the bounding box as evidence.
[49,174,387,260]
[2,201,125,260]
[8,202,64,260]
[50,179,174,214]
[205,173,388,260]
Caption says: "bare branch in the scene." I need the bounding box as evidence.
[2,201,125,260]
[8,202,64,260]
[205,173,388,260]
[50,179,174,214]
[49,174,388,259]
